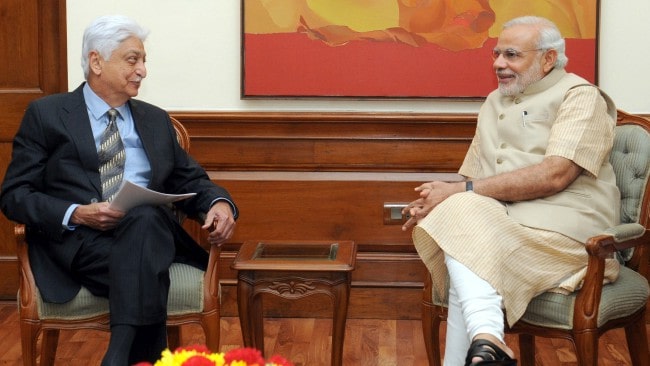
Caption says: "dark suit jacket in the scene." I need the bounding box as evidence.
[0,84,236,303]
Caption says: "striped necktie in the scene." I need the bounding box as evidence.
[98,108,125,202]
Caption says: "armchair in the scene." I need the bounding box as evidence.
[421,110,650,366]
[15,117,221,366]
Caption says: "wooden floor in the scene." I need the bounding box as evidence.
[0,302,645,365]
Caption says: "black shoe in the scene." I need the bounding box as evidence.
[465,338,517,366]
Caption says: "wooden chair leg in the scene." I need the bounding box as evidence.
[40,329,60,366]
[517,334,535,366]
[167,325,181,351]
[422,301,436,366]
[573,331,598,366]
[19,322,40,366]
[430,315,444,366]
[202,312,221,352]
[422,301,444,366]
[624,315,650,366]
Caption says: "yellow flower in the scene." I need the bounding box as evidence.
[153,348,226,366]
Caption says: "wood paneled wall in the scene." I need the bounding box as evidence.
[171,112,475,318]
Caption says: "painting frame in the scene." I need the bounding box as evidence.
[241,0,600,99]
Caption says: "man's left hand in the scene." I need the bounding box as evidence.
[202,201,236,246]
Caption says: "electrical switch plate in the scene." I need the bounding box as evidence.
[383,202,411,225]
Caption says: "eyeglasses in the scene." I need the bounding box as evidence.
[492,48,543,61]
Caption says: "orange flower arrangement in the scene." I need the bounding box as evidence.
[134,345,293,366]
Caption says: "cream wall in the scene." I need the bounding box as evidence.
[67,0,650,113]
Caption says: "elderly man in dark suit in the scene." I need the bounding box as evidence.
[0,15,237,365]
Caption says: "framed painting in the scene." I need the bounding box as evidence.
[241,0,599,99]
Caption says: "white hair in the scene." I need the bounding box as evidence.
[503,16,569,69]
[81,15,149,79]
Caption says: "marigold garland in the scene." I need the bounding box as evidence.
[133,345,293,366]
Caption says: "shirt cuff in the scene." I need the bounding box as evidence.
[62,204,80,231]
[210,198,238,219]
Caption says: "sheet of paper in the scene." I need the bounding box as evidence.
[108,180,196,211]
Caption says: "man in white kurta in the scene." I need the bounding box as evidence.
[403,16,620,365]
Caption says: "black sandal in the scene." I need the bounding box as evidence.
[464,338,517,366]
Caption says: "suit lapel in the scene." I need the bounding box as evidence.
[61,85,103,196]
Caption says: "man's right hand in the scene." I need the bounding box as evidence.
[401,180,465,231]
[70,202,125,231]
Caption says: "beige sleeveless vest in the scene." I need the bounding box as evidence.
[459,68,619,242]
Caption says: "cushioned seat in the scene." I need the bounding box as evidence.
[521,266,650,330]
[36,263,205,320]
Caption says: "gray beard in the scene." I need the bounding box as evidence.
[498,62,543,96]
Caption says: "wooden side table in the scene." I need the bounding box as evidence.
[231,240,356,366]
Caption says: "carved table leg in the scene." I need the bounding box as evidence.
[237,273,254,348]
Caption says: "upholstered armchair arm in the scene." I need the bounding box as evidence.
[597,223,646,252]
[574,225,650,330]
[589,224,649,273]
[15,223,40,321]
